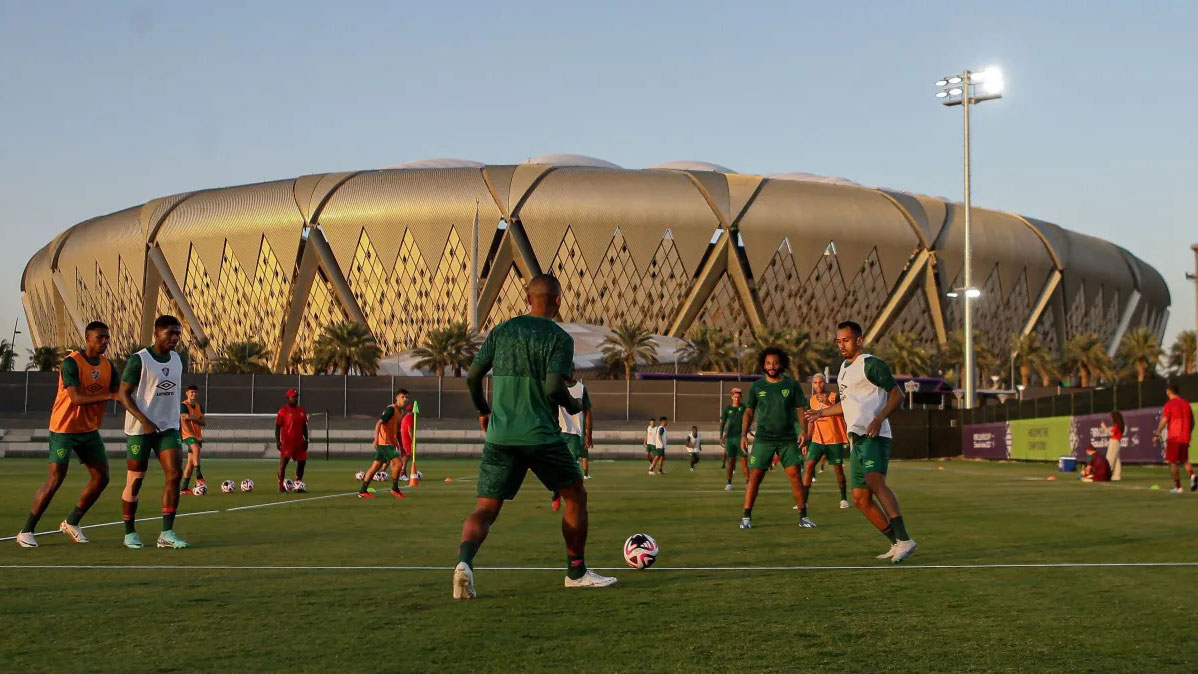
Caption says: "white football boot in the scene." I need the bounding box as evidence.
[564,569,617,588]
[59,521,89,543]
[16,531,38,548]
[891,539,918,563]
[876,543,898,560]
[453,562,476,599]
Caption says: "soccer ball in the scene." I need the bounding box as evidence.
[623,533,659,569]
[355,471,366,481]
[378,471,390,482]
[193,483,208,496]
[220,480,236,493]
[283,479,295,492]
[415,471,423,480]
[240,479,255,493]
[293,480,306,492]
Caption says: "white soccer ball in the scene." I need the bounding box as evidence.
[193,483,208,496]
[220,480,236,493]
[623,533,659,570]
[378,471,389,482]
[293,480,306,492]
[240,479,255,493]
[415,471,423,480]
[355,470,366,481]
[283,479,296,492]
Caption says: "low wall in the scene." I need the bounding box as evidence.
[962,403,1198,463]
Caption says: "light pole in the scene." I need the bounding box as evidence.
[1187,243,1198,341]
[935,67,1005,409]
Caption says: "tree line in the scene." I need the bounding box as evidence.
[6,322,1194,387]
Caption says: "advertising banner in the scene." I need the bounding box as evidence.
[1071,408,1164,464]
[1008,417,1072,461]
[962,422,1009,459]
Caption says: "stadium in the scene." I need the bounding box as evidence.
[21,155,1169,373]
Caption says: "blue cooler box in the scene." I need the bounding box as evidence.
[1058,456,1077,472]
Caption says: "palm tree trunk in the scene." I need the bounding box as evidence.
[1079,366,1090,389]
[1136,361,1146,382]
[1020,364,1031,388]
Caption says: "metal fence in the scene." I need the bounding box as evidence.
[960,373,1198,425]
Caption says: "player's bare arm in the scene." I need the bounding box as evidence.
[584,409,594,449]
[866,387,903,438]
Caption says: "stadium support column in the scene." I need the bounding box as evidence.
[470,202,479,332]
[304,227,369,328]
[147,245,216,361]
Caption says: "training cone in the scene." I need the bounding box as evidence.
[1150,484,1160,491]
[938,466,945,471]
[1047,476,1056,481]
[444,477,454,483]
[409,475,420,487]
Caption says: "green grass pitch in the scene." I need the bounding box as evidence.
[1,456,1195,672]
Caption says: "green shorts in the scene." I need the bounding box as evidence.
[748,438,803,470]
[651,446,665,457]
[724,437,745,458]
[183,437,202,449]
[374,445,400,462]
[477,441,583,501]
[807,442,846,467]
[49,431,107,466]
[126,429,184,463]
[645,444,654,454]
[849,434,891,489]
[562,433,587,459]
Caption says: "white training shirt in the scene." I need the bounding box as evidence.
[686,432,701,453]
[645,424,657,446]
[123,348,183,435]
[837,353,893,439]
[558,381,586,436]
[656,425,668,449]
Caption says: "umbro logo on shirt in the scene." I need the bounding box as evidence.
[156,381,176,392]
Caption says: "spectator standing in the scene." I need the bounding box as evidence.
[1099,410,1124,481]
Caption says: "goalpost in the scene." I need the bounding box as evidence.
[201,412,331,459]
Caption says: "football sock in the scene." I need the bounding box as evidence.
[66,507,85,526]
[296,461,306,480]
[743,508,752,519]
[881,525,898,544]
[391,479,399,491]
[799,507,807,518]
[839,486,847,500]
[566,555,586,580]
[358,482,369,494]
[890,516,910,541]
[196,468,204,481]
[801,485,811,502]
[162,508,176,531]
[458,541,479,569]
[122,500,137,533]
[21,512,40,534]
[181,477,191,490]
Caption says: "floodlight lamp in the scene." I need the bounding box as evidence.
[935,79,949,86]
[947,76,963,84]
[983,72,1004,95]
[965,288,982,299]
[936,91,949,98]
[948,88,964,96]
[946,291,960,298]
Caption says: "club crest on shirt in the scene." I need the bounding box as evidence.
[163,367,170,376]
[91,370,100,381]
[782,389,790,397]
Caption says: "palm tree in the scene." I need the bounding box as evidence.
[443,321,482,377]
[212,341,272,374]
[975,340,1002,388]
[601,324,659,380]
[1011,333,1052,388]
[1167,330,1197,376]
[876,332,930,376]
[26,345,66,371]
[1063,333,1112,388]
[678,325,734,373]
[786,329,826,381]
[286,347,309,375]
[0,339,16,372]
[1117,326,1163,382]
[311,321,381,375]
[412,327,456,378]
[934,331,964,384]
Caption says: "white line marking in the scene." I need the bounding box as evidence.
[0,492,357,541]
[1,562,1196,571]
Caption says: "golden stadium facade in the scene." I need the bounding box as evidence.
[21,155,1169,372]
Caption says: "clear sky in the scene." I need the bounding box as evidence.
[2,1,1196,363]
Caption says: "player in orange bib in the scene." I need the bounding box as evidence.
[803,373,851,509]
[16,321,118,548]
[179,385,206,494]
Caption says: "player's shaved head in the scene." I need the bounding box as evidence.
[525,274,563,319]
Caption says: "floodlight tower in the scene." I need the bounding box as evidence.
[935,67,1004,409]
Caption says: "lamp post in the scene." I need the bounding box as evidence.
[1188,243,1198,341]
[935,67,1005,409]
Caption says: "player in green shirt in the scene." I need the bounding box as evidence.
[740,346,815,529]
[454,274,617,599]
[719,387,748,490]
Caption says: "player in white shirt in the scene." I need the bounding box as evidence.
[685,426,702,472]
[552,375,593,511]
[807,321,915,563]
[116,315,189,550]
[649,417,669,474]
[645,419,657,466]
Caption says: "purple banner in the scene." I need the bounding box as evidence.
[1070,408,1164,464]
[963,422,1009,460]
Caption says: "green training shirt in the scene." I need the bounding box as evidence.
[720,404,746,440]
[746,375,807,443]
[473,315,574,446]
